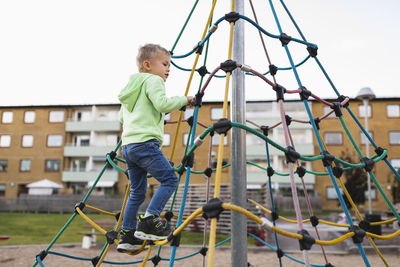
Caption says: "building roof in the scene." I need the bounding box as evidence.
[26,179,63,188]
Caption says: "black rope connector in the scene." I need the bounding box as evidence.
[164,120,167,125]
[200,247,208,256]
[299,86,311,100]
[269,64,278,76]
[169,50,174,56]
[202,198,224,220]
[107,150,117,161]
[337,95,349,108]
[349,225,366,244]
[179,105,187,112]
[267,166,275,177]
[313,117,320,130]
[273,84,286,101]
[358,219,371,232]
[331,102,342,117]
[91,256,100,266]
[115,211,121,221]
[204,167,213,178]
[194,41,204,55]
[151,255,161,266]
[181,152,194,168]
[260,125,269,136]
[74,201,85,213]
[177,166,185,176]
[186,116,194,127]
[307,45,318,57]
[285,146,300,163]
[310,215,319,227]
[325,263,335,267]
[213,118,232,135]
[169,161,175,167]
[168,231,181,247]
[220,59,237,73]
[279,33,292,46]
[298,229,315,250]
[224,11,240,23]
[276,248,284,258]
[271,211,279,222]
[375,147,387,160]
[296,166,306,178]
[285,115,292,126]
[332,166,343,179]
[321,150,335,167]
[164,211,174,222]
[361,157,375,172]
[105,230,118,244]
[36,250,48,261]
[197,66,208,77]
[195,91,204,107]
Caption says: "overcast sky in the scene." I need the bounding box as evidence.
[1,0,399,106]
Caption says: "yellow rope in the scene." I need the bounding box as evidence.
[141,245,153,267]
[169,0,218,161]
[85,205,116,216]
[96,244,111,267]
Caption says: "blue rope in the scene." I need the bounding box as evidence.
[268,0,370,265]
[264,142,283,267]
[247,233,325,267]
[36,256,45,267]
[169,106,201,267]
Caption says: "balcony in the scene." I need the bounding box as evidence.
[247,170,315,185]
[62,169,119,183]
[247,143,314,159]
[66,120,120,132]
[64,144,117,157]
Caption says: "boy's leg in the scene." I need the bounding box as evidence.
[133,139,178,240]
[118,144,148,252]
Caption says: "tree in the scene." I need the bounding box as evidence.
[390,170,400,204]
[337,150,368,209]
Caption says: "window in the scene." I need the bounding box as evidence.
[212,133,228,146]
[211,108,223,120]
[0,184,5,197]
[2,111,13,123]
[324,132,342,145]
[387,105,400,117]
[164,134,170,146]
[358,104,371,118]
[20,159,31,171]
[45,160,60,172]
[360,132,373,145]
[47,134,63,147]
[74,135,89,146]
[49,111,64,122]
[72,159,86,171]
[391,159,400,169]
[326,187,343,199]
[22,135,34,147]
[323,106,336,119]
[246,133,263,145]
[389,131,400,144]
[165,113,171,121]
[24,111,36,123]
[183,133,191,146]
[184,108,194,120]
[0,160,7,171]
[0,135,11,147]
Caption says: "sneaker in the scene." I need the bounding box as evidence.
[134,215,172,241]
[117,229,145,253]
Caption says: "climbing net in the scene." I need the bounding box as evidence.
[32,1,400,267]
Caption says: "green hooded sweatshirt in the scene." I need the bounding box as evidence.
[118,73,187,146]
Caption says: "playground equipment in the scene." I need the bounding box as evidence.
[32,1,400,267]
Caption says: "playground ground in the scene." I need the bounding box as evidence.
[1,243,399,267]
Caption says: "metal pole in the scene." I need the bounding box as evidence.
[231,0,247,266]
[364,99,372,214]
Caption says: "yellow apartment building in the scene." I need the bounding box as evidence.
[312,97,400,211]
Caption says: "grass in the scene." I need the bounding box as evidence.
[0,212,242,247]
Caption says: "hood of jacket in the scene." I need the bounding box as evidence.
[118,73,153,112]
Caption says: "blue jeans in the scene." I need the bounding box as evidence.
[121,139,178,230]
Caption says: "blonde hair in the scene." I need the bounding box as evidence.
[136,44,170,72]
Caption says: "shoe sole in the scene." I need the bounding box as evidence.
[117,243,143,253]
[134,231,168,241]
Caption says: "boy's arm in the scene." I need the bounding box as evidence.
[145,77,188,113]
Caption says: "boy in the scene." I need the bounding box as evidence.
[117,44,194,252]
